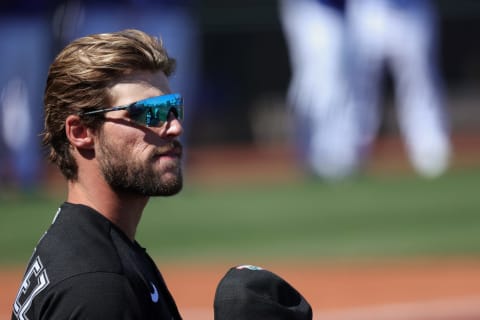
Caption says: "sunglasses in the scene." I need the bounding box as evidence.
[82,93,184,127]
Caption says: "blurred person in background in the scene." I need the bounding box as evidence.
[278,0,358,181]
[0,1,52,191]
[346,0,451,178]
[12,29,184,319]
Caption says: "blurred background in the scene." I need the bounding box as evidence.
[0,0,479,190]
[1,0,480,319]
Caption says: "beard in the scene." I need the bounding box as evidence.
[97,138,183,197]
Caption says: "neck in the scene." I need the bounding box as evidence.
[67,176,148,241]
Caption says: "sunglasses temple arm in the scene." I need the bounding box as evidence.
[82,105,129,115]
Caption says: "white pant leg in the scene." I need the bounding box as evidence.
[347,0,390,157]
[386,2,451,177]
[279,0,357,179]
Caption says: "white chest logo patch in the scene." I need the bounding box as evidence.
[150,282,159,303]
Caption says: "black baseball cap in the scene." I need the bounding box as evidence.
[214,265,313,320]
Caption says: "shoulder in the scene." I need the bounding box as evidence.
[35,203,124,282]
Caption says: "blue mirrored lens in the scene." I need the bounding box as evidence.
[127,93,183,127]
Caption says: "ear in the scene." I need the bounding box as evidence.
[65,115,95,149]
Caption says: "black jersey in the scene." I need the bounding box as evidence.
[11,202,182,320]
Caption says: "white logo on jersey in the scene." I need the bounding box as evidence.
[13,256,50,320]
[236,264,263,271]
[150,282,159,303]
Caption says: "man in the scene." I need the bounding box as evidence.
[12,29,184,319]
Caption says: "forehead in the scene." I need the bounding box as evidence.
[108,70,171,107]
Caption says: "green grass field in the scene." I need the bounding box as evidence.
[1,167,479,266]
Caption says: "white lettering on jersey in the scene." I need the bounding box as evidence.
[13,256,50,320]
[51,207,61,224]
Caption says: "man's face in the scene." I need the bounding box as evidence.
[95,70,183,196]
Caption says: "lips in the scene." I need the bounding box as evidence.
[153,141,183,159]
[160,148,182,159]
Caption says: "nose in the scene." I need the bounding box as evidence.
[159,111,183,137]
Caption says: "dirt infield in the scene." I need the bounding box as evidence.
[4,259,480,320]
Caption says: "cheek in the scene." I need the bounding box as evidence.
[127,136,154,160]
[98,128,144,157]
[99,123,156,159]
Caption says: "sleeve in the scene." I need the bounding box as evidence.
[37,272,143,320]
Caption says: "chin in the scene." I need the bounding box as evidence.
[156,173,183,196]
